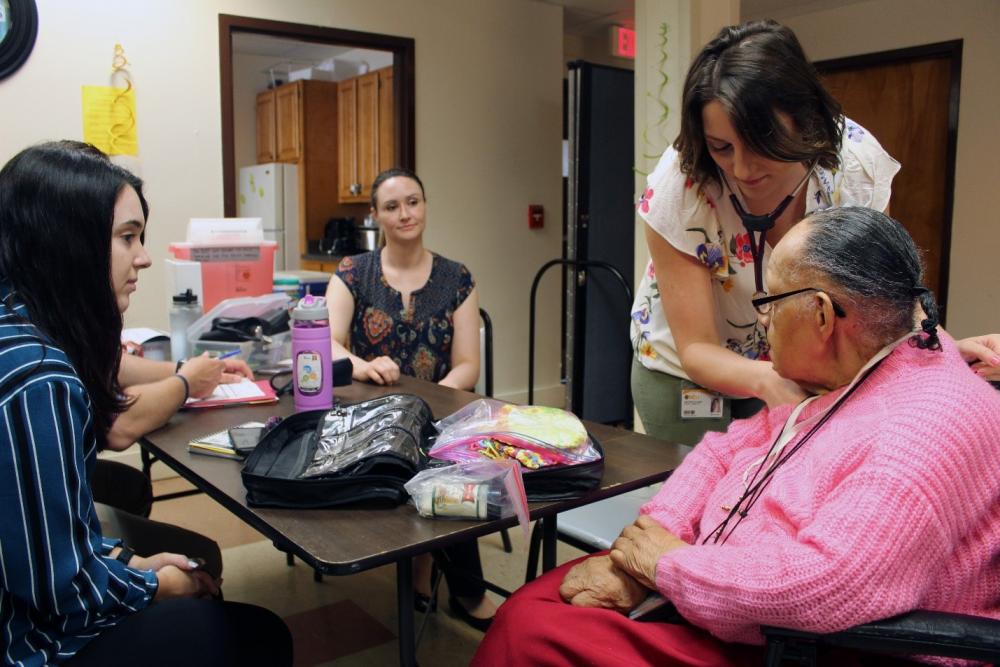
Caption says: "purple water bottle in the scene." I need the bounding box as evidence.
[291,295,333,412]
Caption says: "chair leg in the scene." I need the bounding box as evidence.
[286,552,294,566]
[140,448,155,481]
[500,528,513,553]
[764,639,786,667]
[313,567,323,583]
[524,522,542,583]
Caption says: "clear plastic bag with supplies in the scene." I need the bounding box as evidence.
[404,459,530,537]
[429,399,600,470]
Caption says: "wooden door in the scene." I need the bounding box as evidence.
[356,71,380,202]
[255,90,276,163]
[337,78,359,202]
[275,82,302,163]
[378,67,395,173]
[817,41,961,321]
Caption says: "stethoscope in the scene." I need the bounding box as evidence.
[722,163,815,296]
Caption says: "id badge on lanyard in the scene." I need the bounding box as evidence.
[680,381,724,420]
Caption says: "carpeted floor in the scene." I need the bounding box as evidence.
[150,476,588,666]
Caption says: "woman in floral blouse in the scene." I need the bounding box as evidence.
[630,20,899,444]
[325,168,496,630]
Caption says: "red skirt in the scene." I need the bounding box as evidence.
[471,555,762,667]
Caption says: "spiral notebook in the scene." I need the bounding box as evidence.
[188,421,266,460]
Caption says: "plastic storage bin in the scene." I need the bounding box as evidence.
[186,293,292,369]
[274,270,331,298]
[169,241,278,311]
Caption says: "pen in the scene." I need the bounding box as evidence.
[215,349,241,360]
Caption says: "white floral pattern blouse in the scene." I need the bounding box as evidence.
[631,118,900,383]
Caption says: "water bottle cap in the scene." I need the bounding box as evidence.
[172,288,198,305]
[292,295,328,320]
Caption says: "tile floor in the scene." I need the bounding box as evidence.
[150,477,587,666]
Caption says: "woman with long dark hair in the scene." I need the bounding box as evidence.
[0,141,291,666]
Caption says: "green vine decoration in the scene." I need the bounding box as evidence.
[636,22,671,176]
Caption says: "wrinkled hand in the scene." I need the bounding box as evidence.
[758,363,809,408]
[558,555,647,613]
[153,564,220,600]
[609,515,689,590]
[956,334,1000,381]
[221,358,254,383]
[178,353,225,399]
[354,356,400,385]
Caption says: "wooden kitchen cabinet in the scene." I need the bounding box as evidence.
[274,83,302,162]
[255,91,276,163]
[300,259,341,273]
[338,67,395,203]
[255,81,314,165]
[255,80,343,260]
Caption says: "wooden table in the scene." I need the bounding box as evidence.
[140,375,688,666]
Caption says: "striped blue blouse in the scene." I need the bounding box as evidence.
[0,289,157,666]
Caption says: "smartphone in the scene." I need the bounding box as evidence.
[228,425,265,454]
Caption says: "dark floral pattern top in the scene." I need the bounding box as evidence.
[630,117,900,381]
[336,250,475,382]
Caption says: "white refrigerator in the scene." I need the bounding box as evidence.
[237,163,300,270]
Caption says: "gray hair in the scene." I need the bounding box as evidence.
[796,207,940,351]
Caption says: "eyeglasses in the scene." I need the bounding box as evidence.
[751,287,846,317]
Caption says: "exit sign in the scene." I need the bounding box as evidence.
[611,26,635,59]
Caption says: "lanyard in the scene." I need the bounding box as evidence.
[704,330,916,546]
[724,166,814,294]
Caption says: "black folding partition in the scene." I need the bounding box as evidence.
[565,61,635,424]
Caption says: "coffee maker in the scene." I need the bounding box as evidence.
[318,217,357,256]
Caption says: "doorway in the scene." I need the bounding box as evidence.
[816,40,962,323]
[218,14,415,268]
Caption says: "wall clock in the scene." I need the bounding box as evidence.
[0,0,38,82]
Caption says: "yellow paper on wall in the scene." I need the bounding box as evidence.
[81,85,138,156]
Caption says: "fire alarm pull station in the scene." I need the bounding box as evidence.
[528,205,544,229]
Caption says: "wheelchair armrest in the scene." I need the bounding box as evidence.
[763,611,1000,663]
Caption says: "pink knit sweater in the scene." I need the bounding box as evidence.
[642,333,1000,647]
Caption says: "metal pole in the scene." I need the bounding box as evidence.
[528,258,633,406]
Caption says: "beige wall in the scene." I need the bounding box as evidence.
[751,0,1000,338]
[0,0,565,400]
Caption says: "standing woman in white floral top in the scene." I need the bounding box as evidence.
[630,19,900,443]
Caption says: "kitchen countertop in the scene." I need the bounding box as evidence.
[301,252,343,263]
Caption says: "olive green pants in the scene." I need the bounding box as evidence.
[630,358,763,446]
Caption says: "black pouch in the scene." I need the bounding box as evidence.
[521,438,604,502]
[201,310,290,342]
[242,393,435,508]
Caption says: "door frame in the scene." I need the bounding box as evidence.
[218,13,416,217]
[815,40,962,324]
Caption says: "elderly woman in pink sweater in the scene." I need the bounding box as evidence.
[473,207,1000,667]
